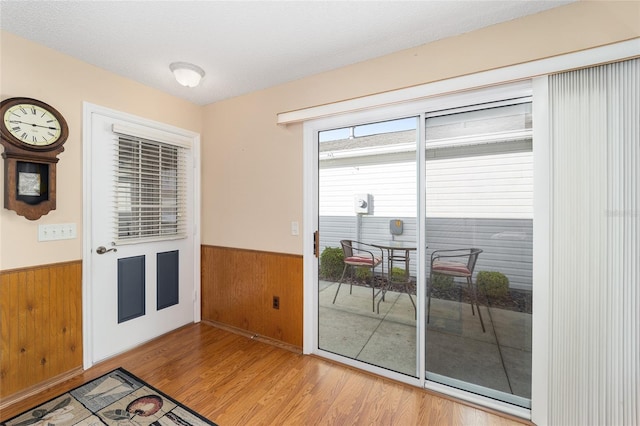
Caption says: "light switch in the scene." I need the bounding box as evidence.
[291,221,299,236]
[38,223,77,241]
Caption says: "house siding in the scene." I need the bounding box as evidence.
[319,216,532,290]
[319,146,534,290]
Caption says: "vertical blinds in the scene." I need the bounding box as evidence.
[113,133,188,243]
[549,58,638,425]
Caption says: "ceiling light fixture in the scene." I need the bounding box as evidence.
[169,62,205,88]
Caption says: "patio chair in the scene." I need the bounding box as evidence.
[332,239,384,312]
[427,248,485,332]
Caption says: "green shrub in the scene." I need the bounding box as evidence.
[391,267,407,281]
[431,273,454,290]
[355,267,372,282]
[319,247,344,280]
[477,271,509,300]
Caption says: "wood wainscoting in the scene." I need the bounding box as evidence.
[201,245,303,348]
[0,260,83,400]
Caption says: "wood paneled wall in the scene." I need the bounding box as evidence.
[1,248,303,398]
[201,245,303,347]
[0,261,83,399]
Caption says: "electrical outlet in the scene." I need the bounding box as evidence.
[272,296,280,310]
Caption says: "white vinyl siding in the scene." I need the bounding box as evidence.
[320,151,533,219]
[426,151,533,218]
[320,158,416,217]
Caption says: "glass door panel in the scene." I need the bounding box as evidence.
[425,101,533,407]
[317,117,419,376]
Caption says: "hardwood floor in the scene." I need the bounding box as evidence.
[0,323,530,425]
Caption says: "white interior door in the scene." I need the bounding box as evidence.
[86,108,198,364]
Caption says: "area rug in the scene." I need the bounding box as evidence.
[2,368,217,426]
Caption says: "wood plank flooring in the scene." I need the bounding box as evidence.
[0,323,530,425]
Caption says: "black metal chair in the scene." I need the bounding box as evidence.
[427,248,485,332]
[332,239,384,312]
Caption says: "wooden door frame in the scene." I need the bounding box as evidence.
[81,102,201,369]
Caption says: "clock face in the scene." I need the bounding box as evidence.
[3,102,62,146]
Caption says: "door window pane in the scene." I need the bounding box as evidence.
[426,101,532,407]
[318,117,420,376]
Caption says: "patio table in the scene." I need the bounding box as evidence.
[371,240,419,315]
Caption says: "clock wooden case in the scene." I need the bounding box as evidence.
[0,97,69,220]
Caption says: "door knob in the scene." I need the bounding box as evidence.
[96,246,117,254]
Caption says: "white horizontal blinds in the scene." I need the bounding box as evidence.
[113,133,188,243]
[549,58,639,426]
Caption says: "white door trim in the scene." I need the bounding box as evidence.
[82,102,201,369]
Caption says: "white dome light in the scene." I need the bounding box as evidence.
[170,62,205,88]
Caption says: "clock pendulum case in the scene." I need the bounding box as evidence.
[0,97,69,220]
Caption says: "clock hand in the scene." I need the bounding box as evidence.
[10,120,58,130]
[34,124,59,130]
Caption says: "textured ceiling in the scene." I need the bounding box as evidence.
[0,1,574,105]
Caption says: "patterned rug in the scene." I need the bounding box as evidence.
[2,368,217,426]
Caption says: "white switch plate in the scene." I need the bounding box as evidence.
[38,223,77,241]
[291,221,299,236]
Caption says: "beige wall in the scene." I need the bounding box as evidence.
[201,1,640,254]
[0,31,202,270]
[1,1,639,268]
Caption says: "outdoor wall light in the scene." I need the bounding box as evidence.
[170,62,205,87]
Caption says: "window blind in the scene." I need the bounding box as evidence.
[112,133,188,244]
[549,58,639,425]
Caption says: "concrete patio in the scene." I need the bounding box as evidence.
[319,280,532,400]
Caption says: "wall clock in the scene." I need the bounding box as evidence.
[0,97,69,220]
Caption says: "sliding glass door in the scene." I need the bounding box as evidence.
[317,117,420,376]
[424,100,533,408]
[312,83,533,411]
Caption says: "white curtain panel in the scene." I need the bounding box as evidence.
[549,58,639,425]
